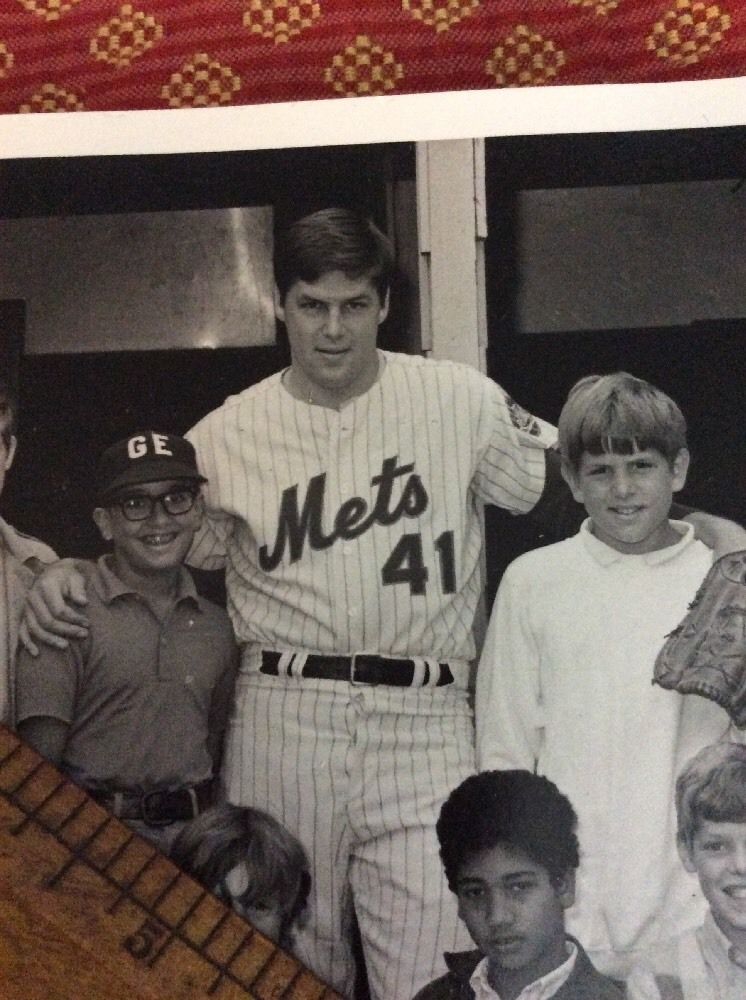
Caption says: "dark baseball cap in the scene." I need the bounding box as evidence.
[96,431,207,502]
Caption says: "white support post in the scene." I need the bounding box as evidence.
[416,138,490,674]
[415,138,487,372]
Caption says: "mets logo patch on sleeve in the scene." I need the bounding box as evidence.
[505,397,557,448]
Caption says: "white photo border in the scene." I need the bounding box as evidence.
[1,77,746,159]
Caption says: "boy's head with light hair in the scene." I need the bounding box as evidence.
[558,372,687,475]
[558,372,690,555]
[675,743,746,952]
[676,742,746,848]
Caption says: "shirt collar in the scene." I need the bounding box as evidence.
[92,554,201,608]
[702,911,746,976]
[469,941,578,1000]
[579,517,696,567]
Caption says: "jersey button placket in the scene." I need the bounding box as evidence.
[324,411,346,647]
[329,408,362,652]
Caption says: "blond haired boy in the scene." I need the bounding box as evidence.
[627,742,746,1000]
[477,372,732,977]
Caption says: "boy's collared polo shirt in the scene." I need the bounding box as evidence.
[15,554,237,791]
[470,942,577,1000]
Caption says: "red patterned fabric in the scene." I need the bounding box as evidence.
[0,0,744,114]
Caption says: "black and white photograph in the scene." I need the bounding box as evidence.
[0,101,745,1000]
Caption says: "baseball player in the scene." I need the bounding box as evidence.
[182,208,560,999]
[21,210,746,1000]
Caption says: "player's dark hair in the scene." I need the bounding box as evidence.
[0,376,17,446]
[676,742,746,849]
[171,804,311,947]
[558,372,687,473]
[437,770,580,891]
[273,207,394,303]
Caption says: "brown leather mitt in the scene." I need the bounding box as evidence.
[654,550,746,728]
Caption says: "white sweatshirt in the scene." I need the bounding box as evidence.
[476,521,731,976]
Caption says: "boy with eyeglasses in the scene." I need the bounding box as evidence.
[15,431,238,853]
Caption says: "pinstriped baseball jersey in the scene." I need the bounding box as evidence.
[186,351,554,664]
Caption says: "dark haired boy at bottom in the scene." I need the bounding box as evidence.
[171,803,311,954]
[627,742,746,1000]
[413,770,622,1000]
[15,431,238,853]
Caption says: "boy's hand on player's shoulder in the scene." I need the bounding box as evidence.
[683,512,746,559]
[20,559,91,656]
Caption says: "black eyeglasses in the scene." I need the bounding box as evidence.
[111,488,198,522]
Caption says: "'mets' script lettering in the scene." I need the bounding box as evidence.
[259,456,428,571]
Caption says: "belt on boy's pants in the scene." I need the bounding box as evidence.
[259,649,455,687]
[89,780,213,826]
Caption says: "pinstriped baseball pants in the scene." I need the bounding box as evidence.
[222,668,476,1000]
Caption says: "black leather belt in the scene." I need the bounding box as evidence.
[89,780,213,826]
[260,650,454,687]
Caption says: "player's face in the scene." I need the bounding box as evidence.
[563,446,689,555]
[276,270,389,407]
[0,431,16,499]
[680,820,746,952]
[456,843,573,995]
[94,479,203,585]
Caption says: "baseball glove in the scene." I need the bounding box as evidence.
[654,550,746,728]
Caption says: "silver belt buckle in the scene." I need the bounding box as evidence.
[349,652,369,685]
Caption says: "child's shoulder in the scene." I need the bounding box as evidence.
[502,534,581,582]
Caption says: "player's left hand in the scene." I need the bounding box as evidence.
[683,512,746,560]
[20,558,90,656]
